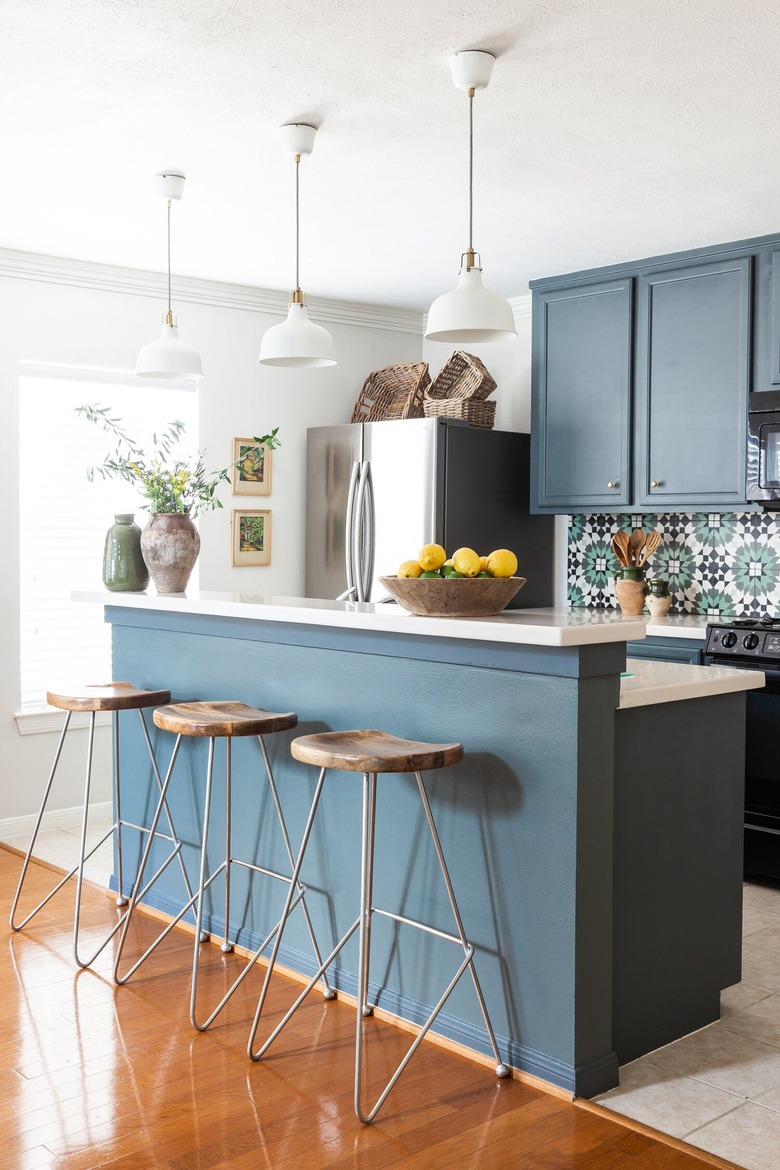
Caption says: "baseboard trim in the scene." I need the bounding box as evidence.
[0,801,112,842]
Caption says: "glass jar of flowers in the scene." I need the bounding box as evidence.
[79,404,280,593]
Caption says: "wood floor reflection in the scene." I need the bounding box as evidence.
[0,846,734,1169]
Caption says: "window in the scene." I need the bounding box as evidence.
[18,364,198,712]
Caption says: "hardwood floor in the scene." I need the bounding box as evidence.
[0,847,737,1169]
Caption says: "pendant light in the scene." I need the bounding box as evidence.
[258,123,336,368]
[425,51,517,344]
[136,172,203,380]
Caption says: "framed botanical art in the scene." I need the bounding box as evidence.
[232,509,271,566]
[231,437,272,496]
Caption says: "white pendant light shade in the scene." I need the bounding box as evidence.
[425,50,516,345]
[426,265,516,343]
[136,172,203,380]
[136,320,204,379]
[259,302,336,368]
[258,122,336,368]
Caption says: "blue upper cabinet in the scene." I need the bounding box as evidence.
[634,256,751,509]
[532,279,632,510]
[754,244,780,392]
[531,236,765,513]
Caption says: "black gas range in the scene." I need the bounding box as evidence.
[705,617,780,881]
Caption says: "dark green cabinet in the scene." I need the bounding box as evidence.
[531,235,764,514]
[532,279,632,510]
[634,256,751,508]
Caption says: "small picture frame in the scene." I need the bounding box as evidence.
[232,509,271,566]
[231,437,272,496]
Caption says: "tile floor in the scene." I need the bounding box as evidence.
[595,880,780,1170]
[5,820,780,1169]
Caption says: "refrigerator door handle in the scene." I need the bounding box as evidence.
[353,460,371,602]
[363,462,376,601]
[342,460,361,600]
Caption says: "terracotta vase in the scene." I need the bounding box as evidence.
[614,569,647,616]
[140,512,200,594]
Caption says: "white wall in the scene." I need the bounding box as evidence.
[0,251,422,823]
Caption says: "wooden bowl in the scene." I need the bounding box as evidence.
[379,575,526,618]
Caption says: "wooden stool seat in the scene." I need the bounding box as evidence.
[47,682,172,712]
[290,729,464,773]
[153,701,298,738]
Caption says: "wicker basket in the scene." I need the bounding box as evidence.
[422,397,497,429]
[425,351,497,402]
[350,362,430,423]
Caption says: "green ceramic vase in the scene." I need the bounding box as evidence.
[102,513,149,592]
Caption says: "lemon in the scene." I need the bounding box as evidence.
[487,549,518,578]
[478,555,490,572]
[418,543,447,572]
[452,547,481,578]
[398,560,423,579]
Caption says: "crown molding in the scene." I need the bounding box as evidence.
[0,247,424,336]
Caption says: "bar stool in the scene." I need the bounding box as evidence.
[9,681,190,970]
[248,729,509,1123]
[114,701,334,1030]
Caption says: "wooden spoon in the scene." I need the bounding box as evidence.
[638,530,662,566]
[611,531,630,566]
[629,529,646,566]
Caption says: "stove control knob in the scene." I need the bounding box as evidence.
[721,632,738,648]
[743,633,760,651]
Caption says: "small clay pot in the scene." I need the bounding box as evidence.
[647,594,673,618]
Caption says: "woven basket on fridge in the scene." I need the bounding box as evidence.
[424,350,497,402]
[422,397,497,429]
[350,362,430,423]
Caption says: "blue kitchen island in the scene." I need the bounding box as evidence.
[76,591,762,1097]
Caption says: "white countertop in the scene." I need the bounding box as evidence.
[74,589,648,648]
[619,657,764,709]
[642,613,710,641]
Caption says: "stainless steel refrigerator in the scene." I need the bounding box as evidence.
[305,417,554,608]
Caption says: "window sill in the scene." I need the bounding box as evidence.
[14,709,112,737]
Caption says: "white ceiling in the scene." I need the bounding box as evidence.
[2,0,780,311]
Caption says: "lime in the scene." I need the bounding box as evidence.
[487,549,518,578]
[418,543,447,572]
[452,547,481,578]
[397,560,423,579]
[477,570,492,578]
[420,569,443,578]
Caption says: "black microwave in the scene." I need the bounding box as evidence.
[748,391,780,509]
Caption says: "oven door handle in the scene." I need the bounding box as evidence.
[703,655,778,685]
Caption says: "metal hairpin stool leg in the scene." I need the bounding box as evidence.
[9,682,189,970]
[115,701,334,1028]
[247,729,509,1124]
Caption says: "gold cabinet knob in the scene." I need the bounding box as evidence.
[651,480,662,488]
[607,481,618,489]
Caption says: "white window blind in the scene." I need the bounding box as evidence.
[18,365,198,712]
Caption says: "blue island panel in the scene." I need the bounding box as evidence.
[108,607,622,1097]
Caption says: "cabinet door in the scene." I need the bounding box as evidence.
[753,244,780,392]
[635,256,750,508]
[532,278,632,511]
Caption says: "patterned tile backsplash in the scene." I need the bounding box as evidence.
[567,512,780,617]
